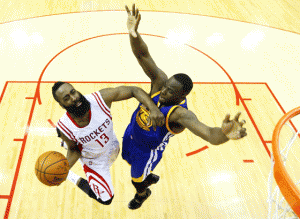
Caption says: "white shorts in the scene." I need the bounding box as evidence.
[79,144,120,201]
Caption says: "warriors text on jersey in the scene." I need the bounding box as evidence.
[56,91,119,159]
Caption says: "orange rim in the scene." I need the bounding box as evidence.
[272,106,300,216]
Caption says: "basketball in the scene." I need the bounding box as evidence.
[35,151,69,186]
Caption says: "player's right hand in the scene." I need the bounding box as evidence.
[125,4,141,38]
[148,110,165,131]
[221,112,247,140]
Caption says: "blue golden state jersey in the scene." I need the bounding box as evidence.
[129,91,188,149]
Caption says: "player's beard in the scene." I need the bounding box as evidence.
[64,92,90,117]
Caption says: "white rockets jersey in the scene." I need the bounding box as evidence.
[56,91,119,159]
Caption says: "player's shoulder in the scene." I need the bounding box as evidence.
[57,112,68,123]
[85,91,100,102]
[151,91,161,99]
[84,91,108,108]
[150,74,168,96]
[56,112,73,130]
[168,106,189,122]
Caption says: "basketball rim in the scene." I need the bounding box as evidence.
[272,106,300,217]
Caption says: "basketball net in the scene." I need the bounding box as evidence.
[268,107,300,219]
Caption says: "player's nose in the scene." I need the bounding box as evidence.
[70,95,76,102]
[161,88,167,95]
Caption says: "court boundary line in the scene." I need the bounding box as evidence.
[2,81,40,219]
[0,81,284,217]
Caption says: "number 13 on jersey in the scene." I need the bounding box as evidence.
[95,133,109,147]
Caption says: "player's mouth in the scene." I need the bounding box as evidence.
[76,101,82,107]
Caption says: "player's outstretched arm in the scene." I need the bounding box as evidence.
[172,108,247,145]
[125,4,168,95]
[100,86,165,130]
[57,129,81,169]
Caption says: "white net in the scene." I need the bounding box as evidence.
[268,122,300,219]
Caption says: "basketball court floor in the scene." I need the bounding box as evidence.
[1,1,300,218]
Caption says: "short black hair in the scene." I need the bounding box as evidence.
[52,81,67,102]
[173,73,193,95]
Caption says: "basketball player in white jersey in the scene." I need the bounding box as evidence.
[52,82,165,205]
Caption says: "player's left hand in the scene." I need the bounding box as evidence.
[148,110,165,131]
[221,112,247,140]
[125,3,141,38]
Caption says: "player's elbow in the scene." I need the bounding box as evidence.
[135,50,151,62]
[209,139,222,146]
[207,135,220,145]
[130,86,143,96]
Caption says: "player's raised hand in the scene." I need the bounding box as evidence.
[125,4,141,38]
[148,110,165,131]
[221,112,247,140]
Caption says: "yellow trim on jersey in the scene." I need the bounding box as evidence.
[166,105,185,135]
[124,160,131,166]
[151,91,161,99]
[132,175,145,183]
[132,171,153,183]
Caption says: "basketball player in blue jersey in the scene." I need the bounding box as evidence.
[123,4,247,210]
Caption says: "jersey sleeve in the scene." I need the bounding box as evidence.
[89,91,112,120]
[56,118,77,142]
[151,91,161,105]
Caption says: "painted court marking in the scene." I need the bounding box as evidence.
[0,81,290,218]
[0,31,294,218]
[47,119,56,128]
[186,146,209,156]
[243,160,254,163]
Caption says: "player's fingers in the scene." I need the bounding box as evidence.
[240,128,247,137]
[158,119,164,127]
[234,112,241,121]
[125,5,131,15]
[132,3,136,16]
[152,120,157,131]
[223,114,230,123]
[136,8,139,19]
[130,30,137,38]
[240,131,247,138]
[136,13,141,27]
[240,128,246,133]
[240,120,246,126]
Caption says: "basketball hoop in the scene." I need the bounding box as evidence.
[268,106,300,218]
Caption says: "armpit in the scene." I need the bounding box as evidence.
[56,127,61,137]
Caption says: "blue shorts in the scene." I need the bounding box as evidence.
[122,124,166,183]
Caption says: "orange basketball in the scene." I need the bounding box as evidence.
[35,151,69,186]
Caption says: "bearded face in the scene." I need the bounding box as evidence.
[54,83,91,117]
[63,92,90,117]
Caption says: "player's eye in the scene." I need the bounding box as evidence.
[63,96,70,101]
